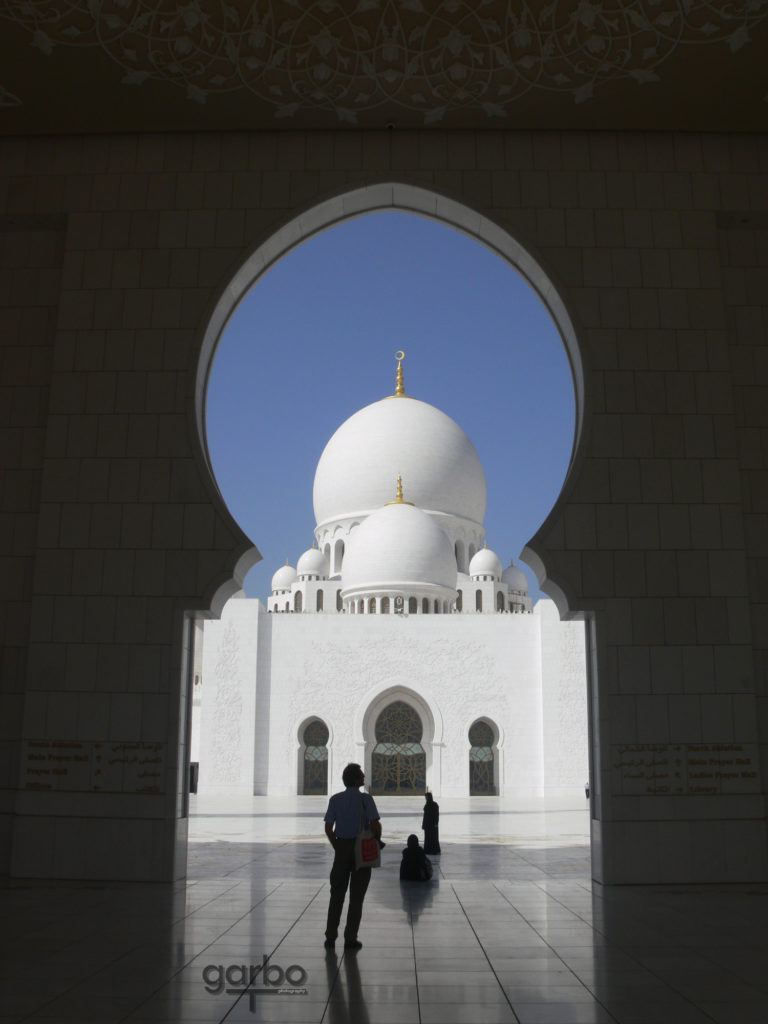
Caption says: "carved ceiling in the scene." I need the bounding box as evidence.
[1,1,767,135]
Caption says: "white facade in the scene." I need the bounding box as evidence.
[194,359,588,798]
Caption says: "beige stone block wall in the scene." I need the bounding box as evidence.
[0,129,766,882]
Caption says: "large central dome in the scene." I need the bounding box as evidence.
[313,395,486,528]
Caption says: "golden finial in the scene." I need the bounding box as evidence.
[394,350,405,397]
[285,558,290,566]
[385,473,414,506]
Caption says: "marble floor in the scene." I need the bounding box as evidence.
[3,796,768,1023]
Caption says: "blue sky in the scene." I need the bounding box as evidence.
[205,210,575,602]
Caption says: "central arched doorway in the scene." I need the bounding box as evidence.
[371,699,426,795]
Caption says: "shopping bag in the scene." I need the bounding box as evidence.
[354,828,381,869]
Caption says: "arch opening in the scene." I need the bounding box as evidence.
[197,183,584,616]
[187,183,592,875]
[469,718,498,796]
[299,718,330,795]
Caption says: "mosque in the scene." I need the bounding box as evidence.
[193,355,588,798]
[5,6,768,1018]
[4,0,768,896]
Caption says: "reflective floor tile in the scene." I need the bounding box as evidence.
[419,1005,519,1023]
[510,1003,616,1024]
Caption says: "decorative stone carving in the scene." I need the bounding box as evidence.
[3,1,766,122]
[210,620,242,784]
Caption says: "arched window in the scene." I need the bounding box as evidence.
[358,599,364,614]
[316,590,324,612]
[455,540,465,573]
[371,701,425,795]
[368,597,376,614]
[456,590,463,612]
[334,539,345,574]
[294,591,303,612]
[324,542,331,567]
[434,599,439,614]
[336,589,342,611]
[302,720,329,794]
[422,598,429,614]
[408,597,417,614]
[381,596,390,614]
[469,720,496,795]
[475,590,482,612]
[284,601,289,612]
[496,591,504,612]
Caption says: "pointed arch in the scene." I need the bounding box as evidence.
[468,717,499,796]
[298,717,330,795]
[195,182,585,617]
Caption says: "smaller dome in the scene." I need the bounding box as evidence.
[343,502,457,592]
[469,546,502,580]
[271,562,298,592]
[502,560,528,593]
[297,547,328,579]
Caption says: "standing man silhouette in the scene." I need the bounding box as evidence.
[323,763,381,950]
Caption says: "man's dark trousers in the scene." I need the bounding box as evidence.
[325,837,371,942]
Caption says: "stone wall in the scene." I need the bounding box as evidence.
[1,129,766,881]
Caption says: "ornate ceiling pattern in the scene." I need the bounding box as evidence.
[1,0,768,132]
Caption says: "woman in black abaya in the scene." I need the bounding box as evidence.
[422,791,440,854]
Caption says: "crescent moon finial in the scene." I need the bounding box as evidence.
[394,350,405,396]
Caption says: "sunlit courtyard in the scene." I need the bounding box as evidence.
[189,793,590,852]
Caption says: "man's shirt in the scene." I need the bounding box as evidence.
[324,787,380,839]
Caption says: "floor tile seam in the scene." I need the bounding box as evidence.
[447,883,521,1024]
[211,882,329,1024]
[112,880,298,1024]
[405,882,422,1024]
[520,907,726,1024]
[544,887,752,1017]
[167,878,288,968]
[490,881,628,1023]
[695,944,768,990]
[10,900,234,1024]
[524,876,641,951]
[176,877,272,926]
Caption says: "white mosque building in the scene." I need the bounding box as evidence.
[193,355,588,799]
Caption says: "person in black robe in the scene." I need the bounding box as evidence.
[422,791,440,854]
[399,834,432,881]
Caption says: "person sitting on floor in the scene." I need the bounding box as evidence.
[399,833,433,881]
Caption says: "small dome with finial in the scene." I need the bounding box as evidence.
[502,559,528,593]
[297,545,329,580]
[342,500,457,592]
[469,545,502,580]
[271,561,298,593]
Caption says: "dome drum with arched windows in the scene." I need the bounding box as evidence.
[268,355,531,616]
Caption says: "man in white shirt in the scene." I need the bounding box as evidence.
[323,762,382,950]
